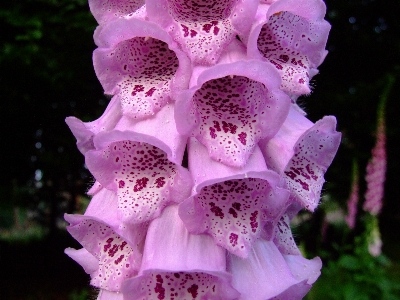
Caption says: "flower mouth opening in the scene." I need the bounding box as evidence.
[104,140,178,222]
[193,75,268,145]
[112,37,179,118]
[167,0,237,22]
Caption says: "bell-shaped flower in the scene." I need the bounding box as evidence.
[175,41,291,167]
[179,138,290,258]
[89,0,146,25]
[66,95,122,155]
[244,0,331,96]
[64,187,149,292]
[122,205,240,299]
[93,17,192,120]
[228,239,321,300]
[85,104,192,224]
[259,105,341,211]
[146,0,259,65]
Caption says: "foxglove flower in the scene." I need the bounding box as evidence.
[146,0,259,65]
[65,0,338,298]
[175,41,291,167]
[244,0,330,95]
[93,17,192,120]
[259,106,341,211]
[363,107,386,216]
[345,160,359,229]
[85,104,192,224]
[122,205,240,299]
[179,138,290,257]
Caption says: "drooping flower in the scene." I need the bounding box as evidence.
[259,105,341,211]
[121,205,240,299]
[85,104,192,224]
[243,0,331,96]
[146,0,259,65]
[93,17,192,120]
[228,239,322,300]
[179,138,290,258]
[175,41,291,167]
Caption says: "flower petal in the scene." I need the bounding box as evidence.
[246,0,331,95]
[179,139,290,258]
[64,247,99,275]
[122,205,239,299]
[175,57,291,167]
[93,18,191,120]
[65,214,141,291]
[146,0,258,65]
[260,109,341,211]
[65,95,122,154]
[89,0,146,25]
[228,239,304,300]
[86,105,192,224]
[97,289,124,300]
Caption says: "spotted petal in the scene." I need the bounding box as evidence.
[245,0,331,95]
[122,205,239,300]
[260,107,341,211]
[93,17,191,120]
[89,0,146,25]
[86,104,192,224]
[65,214,142,292]
[175,52,291,167]
[179,139,290,258]
[146,0,258,65]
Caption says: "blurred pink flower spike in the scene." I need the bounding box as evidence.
[85,103,192,224]
[244,0,330,96]
[175,43,291,167]
[179,138,290,258]
[93,17,192,120]
[260,106,341,211]
[65,95,122,155]
[345,160,359,229]
[146,0,259,65]
[121,205,240,300]
[89,0,146,25]
[228,239,322,300]
[65,212,145,292]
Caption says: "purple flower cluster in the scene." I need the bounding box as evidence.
[65,1,341,299]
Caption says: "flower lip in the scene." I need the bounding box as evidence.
[89,0,146,25]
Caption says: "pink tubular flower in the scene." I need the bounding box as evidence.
[244,0,330,96]
[363,110,386,216]
[121,205,240,299]
[228,239,322,300]
[179,138,290,258]
[345,160,359,229]
[259,106,341,211]
[85,104,193,224]
[146,0,259,65]
[175,41,291,167]
[93,17,192,120]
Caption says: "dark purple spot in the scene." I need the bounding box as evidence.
[238,132,247,145]
[202,23,212,33]
[232,202,241,211]
[133,177,149,192]
[190,30,197,37]
[174,273,180,278]
[222,121,237,134]
[118,180,125,188]
[131,84,144,96]
[278,54,289,63]
[228,208,238,218]
[181,24,189,37]
[187,284,199,298]
[145,87,156,97]
[285,171,297,180]
[229,233,238,247]
[209,202,224,219]
[155,177,166,188]
[295,179,309,191]
[210,127,217,139]
[213,26,220,35]
[213,120,221,131]
[250,211,259,233]
[114,254,124,264]
[155,274,165,299]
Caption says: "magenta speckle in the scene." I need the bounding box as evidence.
[238,132,247,145]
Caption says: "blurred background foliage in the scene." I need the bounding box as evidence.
[0,0,399,299]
